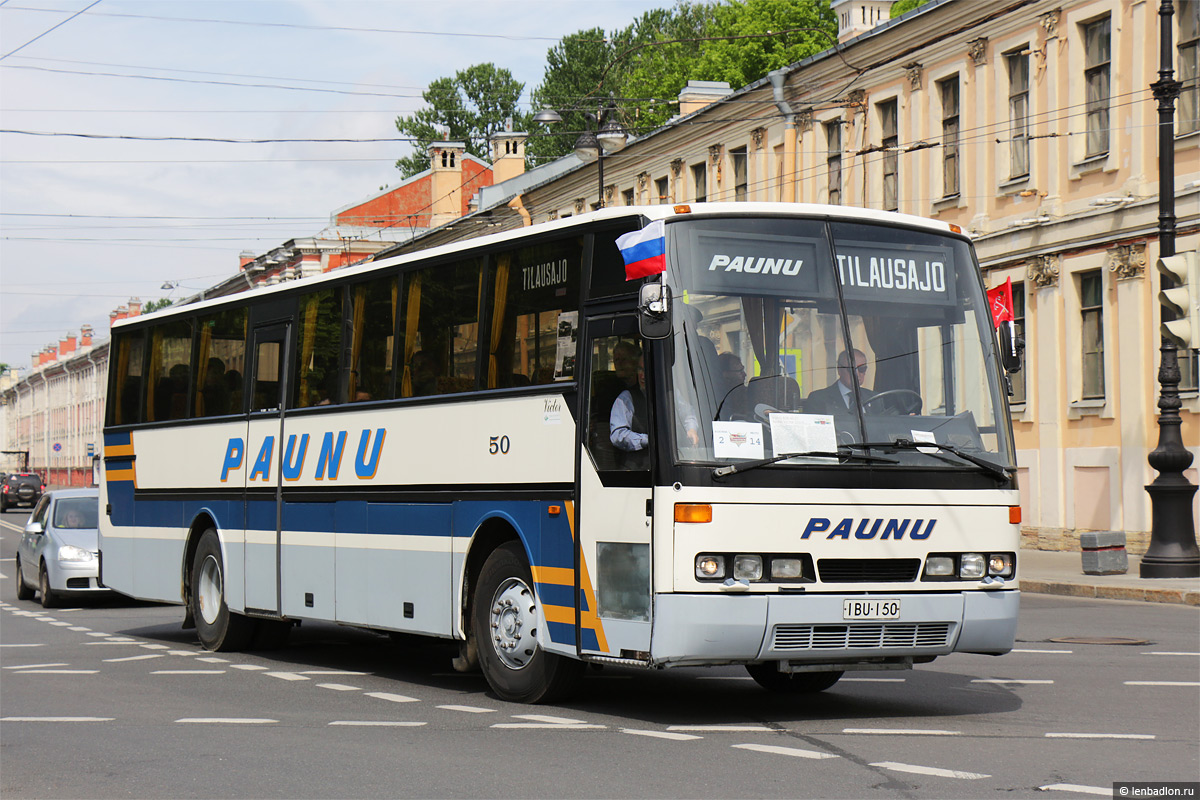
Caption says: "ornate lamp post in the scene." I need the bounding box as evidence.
[534,96,628,208]
[1143,0,1199,578]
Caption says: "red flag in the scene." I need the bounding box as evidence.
[987,277,1014,328]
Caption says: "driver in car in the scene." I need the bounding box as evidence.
[805,348,878,414]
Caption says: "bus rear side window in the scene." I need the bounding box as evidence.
[399,258,482,397]
[349,276,397,403]
[295,288,344,408]
[107,330,145,425]
[146,319,194,423]
[194,307,247,417]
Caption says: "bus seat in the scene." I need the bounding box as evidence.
[749,374,802,413]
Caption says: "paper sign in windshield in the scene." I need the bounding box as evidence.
[769,413,838,460]
[712,421,765,460]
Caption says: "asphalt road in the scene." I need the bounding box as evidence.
[2,507,1198,800]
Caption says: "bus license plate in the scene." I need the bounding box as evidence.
[843,599,901,620]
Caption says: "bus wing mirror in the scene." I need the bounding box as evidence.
[638,282,672,340]
[997,320,1023,373]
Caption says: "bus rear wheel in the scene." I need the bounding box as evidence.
[745,663,843,693]
[472,542,582,704]
[191,529,256,652]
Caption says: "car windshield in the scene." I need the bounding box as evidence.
[664,217,1013,472]
[54,497,98,529]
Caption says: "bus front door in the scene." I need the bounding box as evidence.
[576,316,653,659]
[244,323,289,616]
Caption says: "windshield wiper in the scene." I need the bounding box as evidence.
[846,439,1013,482]
[713,448,898,478]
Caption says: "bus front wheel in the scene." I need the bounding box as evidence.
[745,663,843,693]
[191,529,256,652]
[472,542,582,704]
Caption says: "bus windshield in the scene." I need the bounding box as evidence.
[665,216,1014,472]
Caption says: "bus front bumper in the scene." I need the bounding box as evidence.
[649,589,1019,666]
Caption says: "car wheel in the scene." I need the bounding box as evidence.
[472,541,583,704]
[39,563,58,609]
[745,663,843,693]
[14,557,34,601]
[191,529,256,651]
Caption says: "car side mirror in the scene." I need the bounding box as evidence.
[638,282,672,340]
[26,522,44,536]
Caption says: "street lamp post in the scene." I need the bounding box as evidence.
[534,97,628,208]
[1144,0,1199,578]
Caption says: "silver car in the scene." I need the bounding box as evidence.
[14,488,108,608]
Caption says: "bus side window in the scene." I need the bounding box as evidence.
[588,336,647,471]
[399,258,482,398]
[348,275,397,403]
[295,287,344,407]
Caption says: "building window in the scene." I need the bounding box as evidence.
[879,99,899,211]
[730,146,748,201]
[939,76,960,198]
[1180,0,1200,135]
[1006,49,1030,179]
[1083,17,1111,158]
[1080,271,1105,399]
[825,121,842,205]
[622,188,635,206]
[1010,282,1027,404]
[655,176,669,204]
[692,163,707,202]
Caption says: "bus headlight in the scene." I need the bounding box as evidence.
[770,557,805,579]
[959,553,986,579]
[696,554,725,580]
[923,555,956,577]
[733,555,763,581]
[988,553,1014,577]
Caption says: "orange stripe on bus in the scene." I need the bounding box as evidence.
[105,444,135,458]
[531,566,574,586]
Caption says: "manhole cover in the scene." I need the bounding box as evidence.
[1048,637,1149,646]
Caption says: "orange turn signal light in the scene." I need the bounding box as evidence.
[675,503,712,523]
[673,204,692,214]
[548,505,562,516]
[1009,505,1022,525]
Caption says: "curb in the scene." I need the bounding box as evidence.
[1020,579,1200,607]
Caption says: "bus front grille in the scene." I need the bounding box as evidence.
[816,558,921,582]
[772,623,952,651]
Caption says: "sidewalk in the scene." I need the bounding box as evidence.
[1019,548,1200,606]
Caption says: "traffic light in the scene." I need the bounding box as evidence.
[1158,251,1198,348]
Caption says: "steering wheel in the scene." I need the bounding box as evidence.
[863,389,923,415]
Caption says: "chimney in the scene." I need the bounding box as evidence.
[429,141,466,229]
[239,250,256,270]
[127,298,142,318]
[489,129,527,185]
[831,0,897,43]
[678,81,733,116]
[80,325,94,347]
[60,333,77,355]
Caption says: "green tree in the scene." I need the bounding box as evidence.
[890,0,930,18]
[394,63,531,178]
[691,0,836,90]
[143,297,174,313]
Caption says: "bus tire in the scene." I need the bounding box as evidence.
[14,557,34,601]
[473,541,582,704]
[191,529,256,652]
[745,664,843,693]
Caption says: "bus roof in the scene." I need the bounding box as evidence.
[115,202,964,329]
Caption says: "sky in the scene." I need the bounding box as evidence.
[0,0,670,372]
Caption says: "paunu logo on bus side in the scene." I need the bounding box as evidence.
[802,517,937,540]
[220,429,386,483]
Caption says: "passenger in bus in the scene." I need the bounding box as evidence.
[609,342,649,467]
[714,352,753,420]
[409,351,439,396]
[202,357,230,416]
[805,348,877,414]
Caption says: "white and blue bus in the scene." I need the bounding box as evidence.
[99,203,1021,703]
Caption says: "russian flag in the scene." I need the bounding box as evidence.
[617,220,666,280]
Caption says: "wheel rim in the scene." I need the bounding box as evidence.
[488,577,537,670]
[197,554,223,625]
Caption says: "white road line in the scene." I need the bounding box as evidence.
[299,670,367,676]
[68,627,91,632]
[492,722,607,729]
[1143,651,1200,656]
[870,761,990,779]
[1038,783,1112,796]
[437,705,495,714]
[1124,681,1200,686]
[197,657,229,664]
[264,672,309,681]
[230,664,269,671]
[4,663,68,670]
[329,721,427,727]
[85,632,111,637]
[842,677,906,682]
[668,725,773,733]
[84,641,140,646]
[140,644,170,650]
[317,683,362,692]
[33,616,56,622]
[514,714,586,725]
[1013,648,1073,654]
[971,679,1055,685]
[1045,733,1155,740]
[165,649,196,656]
[733,743,838,760]
[16,669,99,674]
[152,670,226,675]
[176,718,277,724]
[843,728,961,736]
[622,729,701,741]
[49,621,72,627]
[0,643,43,647]
[104,654,164,663]
[2,716,113,722]
[365,692,419,703]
